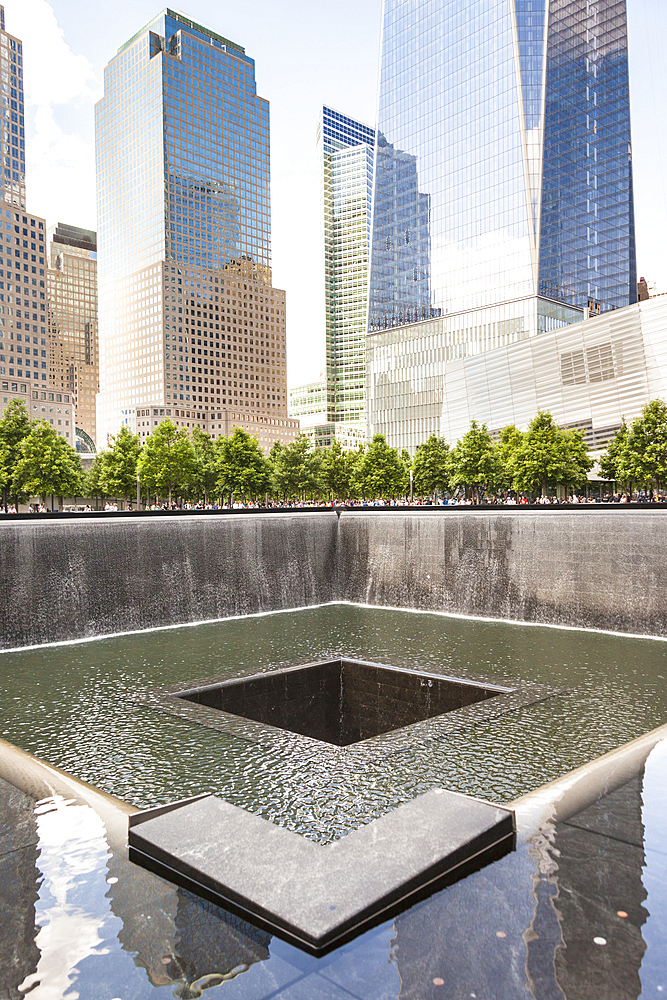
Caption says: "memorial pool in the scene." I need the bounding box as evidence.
[1,603,665,844]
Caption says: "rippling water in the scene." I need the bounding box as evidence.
[1,604,665,843]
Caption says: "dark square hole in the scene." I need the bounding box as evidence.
[172,659,506,747]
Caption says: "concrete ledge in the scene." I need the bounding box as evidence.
[128,788,515,953]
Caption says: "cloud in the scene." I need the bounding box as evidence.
[4,0,100,228]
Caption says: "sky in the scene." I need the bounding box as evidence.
[5,0,667,391]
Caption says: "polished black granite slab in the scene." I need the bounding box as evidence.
[133,658,560,761]
[128,788,515,953]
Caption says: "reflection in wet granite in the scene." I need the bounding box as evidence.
[169,891,271,998]
[386,755,664,1000]
[0,781,40,1000]
[552,777,648,1000]
[1,731,667,997]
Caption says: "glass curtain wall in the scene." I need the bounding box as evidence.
[366,0,636,450]
[368,0,635,332]
[321,106,375,432]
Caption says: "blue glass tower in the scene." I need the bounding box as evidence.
[368,0,636,334]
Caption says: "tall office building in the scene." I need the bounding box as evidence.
[289,107,373,450]
[0,9,76,446]
[95,10,297,452]
[367,0,636,450]
[47,224,99,452]
[0,5,25,209]
[321,107,375,433]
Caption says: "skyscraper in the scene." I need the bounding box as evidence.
[321,106,374,435]
[95,10,297,452]
[367,0,636,450]
[0,8,76,448]
[289,106,373,450]
[47,224,99,452]
[0,5,26,210]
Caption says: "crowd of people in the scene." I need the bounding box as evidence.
[6,490,660,512]
[3,489,666,513]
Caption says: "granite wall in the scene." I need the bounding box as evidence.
[339,510,667,635]
[1,509,666,648]
[0,512,337,648]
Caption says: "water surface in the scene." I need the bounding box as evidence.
[1,604,665,843]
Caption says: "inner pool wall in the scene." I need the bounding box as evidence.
[1,508,666,649]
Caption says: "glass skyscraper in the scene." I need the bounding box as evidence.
[321,106,375,432]
[47,224,99,451]
[290,107,373,449]
[367,0,636,450]
[0,5,25,210]
[95,9,297,453]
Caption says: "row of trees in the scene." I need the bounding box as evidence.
[2,398,667,508]
[412,400,667,499]
[598,400,667,491]
[0,401,85,508]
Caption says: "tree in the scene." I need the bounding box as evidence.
[493,424,524,493]
[508,411,592,496]
[356,434,405,499]
[0,399,33,510]
[137,419,197,504]
[620,400,667,490]
[14,422,84,508]
[85,450,112,504]
[271,434,322,499]
[412,435,451,496]
[191,426,218,504]
[449,420,500,502]
[320,439,348,499]
[216,426,272,500]
[400,449,412,496]
[599,418,629,485]
[102,426,142,506]
[344,444,366,501]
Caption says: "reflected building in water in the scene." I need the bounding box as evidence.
[367,0,636,451]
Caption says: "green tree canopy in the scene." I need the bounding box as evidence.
[412,435,451,496]
[191,426,218,503]
[85,450,111,500]
[620,400,667,489]
[598,418,629,485]
[356,434,405,499]
[271,434,322,498]
[320,439,350,499]
[493,425,523,488]
[216,426,272,499]
[508,411,592,496]
[102,426,142,504]
[137,419,197,504]
[0,399,34,508]
[14,422,84,507]
[449,420,499,502]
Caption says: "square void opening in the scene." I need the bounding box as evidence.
[172,658,506,747]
